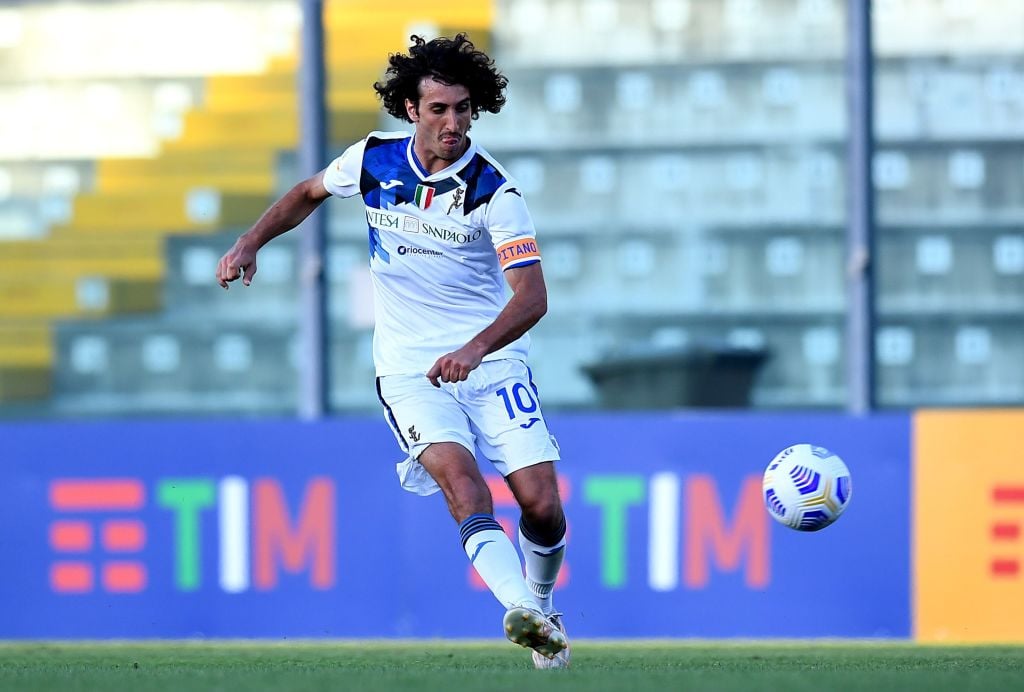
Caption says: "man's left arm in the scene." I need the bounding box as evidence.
[426,262,547,387]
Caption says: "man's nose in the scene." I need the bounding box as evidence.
[444,110,458,131]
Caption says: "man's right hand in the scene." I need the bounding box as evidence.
[216,237,259,289]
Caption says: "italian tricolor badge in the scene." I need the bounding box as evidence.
[414,184,435,209]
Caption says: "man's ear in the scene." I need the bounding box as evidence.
[405,98,419,122]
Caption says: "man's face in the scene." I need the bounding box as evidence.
[406,77,473,167]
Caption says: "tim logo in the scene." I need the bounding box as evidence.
[990,484,1024,578]
[49,479,147,594]
[48,476,335,595]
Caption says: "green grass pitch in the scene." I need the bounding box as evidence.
[1,642,1022,691]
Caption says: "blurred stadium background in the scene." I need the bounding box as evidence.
[2,0,1024,647]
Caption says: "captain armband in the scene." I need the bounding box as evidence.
[495,238,541,270]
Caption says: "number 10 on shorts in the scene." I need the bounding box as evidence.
[496,384,537,420]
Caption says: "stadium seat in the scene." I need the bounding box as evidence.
[52,316,380,416]
[161,232,368,325]
[475,64,843,150]
[877,224,1024,315]
[0,321,51,401]
[876,318,1024,406]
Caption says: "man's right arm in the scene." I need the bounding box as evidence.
[216,170,331,288]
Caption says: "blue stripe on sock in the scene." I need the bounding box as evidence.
[459,513,503,547]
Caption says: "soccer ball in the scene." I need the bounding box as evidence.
[762,444,852,531]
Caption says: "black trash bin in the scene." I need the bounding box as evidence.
[581,344,769,410]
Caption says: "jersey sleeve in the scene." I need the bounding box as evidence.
[322,138,367,198]
[487,184,541,270]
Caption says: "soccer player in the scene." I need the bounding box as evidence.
[215,34,569,668]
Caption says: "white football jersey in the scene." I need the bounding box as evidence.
[322,131,542,376]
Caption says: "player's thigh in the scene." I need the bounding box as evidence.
[417,441,492,513]
[461,360,560,477]
[375,374,475,459]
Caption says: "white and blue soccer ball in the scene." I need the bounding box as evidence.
[762,444,852,531]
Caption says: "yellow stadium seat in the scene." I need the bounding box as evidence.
[0,278,161,319]
[96,150,277,194]
[69,192,271,232]
[0,367,49,401]
[0,233,165,279]
[0,322,51,367]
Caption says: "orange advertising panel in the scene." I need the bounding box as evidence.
[915,409,1024,642]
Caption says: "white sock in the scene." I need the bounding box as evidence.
[518,523,566,615]
[460,514,538,611]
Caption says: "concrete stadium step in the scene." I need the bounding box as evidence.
[0,257,164,280]
[69,191,270,231]
[270,26,493,74]
[0,161,95,198]
[95,173,274,195]
[0,277,161,318]
[0,233,165,278]
[162,232,300,318]
[0,233,162,259]
[52,318,301,416]
[0,366,49,402]
[322,33,428,65]
[96,150,277,193]
[0,238,164,279]
[99,149,277,176]
[160,232,371,322]
[176,109,300,148]
[326,27,493,63]
[164,109,377,151]
[51,317,375,415]
[0,227,251,280]
[206,86,378,114]
[0,322,55,405]
[0,322,51,367]
[322,2,492,31]
[0,196,59,240]
[329,110,382,145]
[204,69,383,104]
[228,19,493,105]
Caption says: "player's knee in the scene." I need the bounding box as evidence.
[445,473,492,520]
[520,495,564,538]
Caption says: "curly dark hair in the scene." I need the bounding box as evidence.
[373,33,508,122]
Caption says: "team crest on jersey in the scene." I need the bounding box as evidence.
[447,187,465,214]
[413,184,435,209]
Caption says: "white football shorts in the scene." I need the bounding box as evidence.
[376,359,560,495]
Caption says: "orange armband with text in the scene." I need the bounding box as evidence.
[495,238,541,270]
